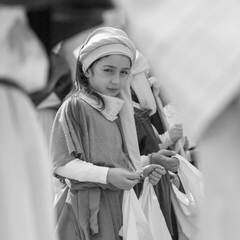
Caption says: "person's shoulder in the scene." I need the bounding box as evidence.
[61,93,93,117]
[61,94,85,109]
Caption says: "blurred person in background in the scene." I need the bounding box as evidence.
[30,52,72,151]
[30,52,73,198]
[0,5,56,240]
[130,51,180,240]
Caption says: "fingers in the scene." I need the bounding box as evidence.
[150,164,165,172]
[143,164,166,178]
[117,168,141,180]
[171,155,180,164]
[169,156,180,171]
[125,178,140,189]
[107,168,141,190]
[169,124,183,142]
[126,171,141,180]
[149,170,164,185]
[173,123,183,129]
[151,169,165,178]
[149,176,160,185]
[118,174,140,190]
[159,149,176,157]
[154,166,166,175]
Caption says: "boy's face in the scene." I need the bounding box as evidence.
[87,54,131,97]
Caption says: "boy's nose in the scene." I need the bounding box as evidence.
[112,73,120,84]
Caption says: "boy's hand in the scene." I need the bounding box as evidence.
[142,164,166,185]
[107,168,141,190]
[150,149,180,172]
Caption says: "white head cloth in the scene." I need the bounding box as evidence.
[79,27,136,72]
[131,50,157,115]
[79,27,142,171]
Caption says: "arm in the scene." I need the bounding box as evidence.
[56,159,142,190]
[55,159,109,184]
[159,124,183,149]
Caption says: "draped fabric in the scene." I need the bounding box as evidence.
[54,182,123,240]
[130,51,156,115]
[0,83,56,240]
[0,5,55,240]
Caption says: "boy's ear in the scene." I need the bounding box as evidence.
[84,70,90,78]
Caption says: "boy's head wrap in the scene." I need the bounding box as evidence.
[131,50,157,115]
[79,27,136,73]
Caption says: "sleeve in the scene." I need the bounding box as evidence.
[50,110,74,174]
[55,159,109,184]
[50,100,81,174]
[50,99,109,184]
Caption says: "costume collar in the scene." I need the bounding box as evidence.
[80,92,124,121]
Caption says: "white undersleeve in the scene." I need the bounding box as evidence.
[55,159,110,184]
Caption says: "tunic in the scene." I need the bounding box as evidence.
[50,94,133,240]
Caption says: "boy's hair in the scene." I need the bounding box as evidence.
[65,58,105,109]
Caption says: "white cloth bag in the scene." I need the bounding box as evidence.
[139,178,172,240]
[120,189,154,240]
[171,154,204,240]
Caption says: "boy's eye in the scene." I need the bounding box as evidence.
[121,70,130,75]
[104,69,113,73]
